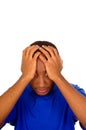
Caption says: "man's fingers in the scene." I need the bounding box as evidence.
[47,46,60,62]
[39,54,47,64]
[39,47,51,60]
[34,52,41,59]
[23,47,29,57]
[23,45,39,58]
[52,47,59,56]
[42,45,55,57]
[29,46,39,59]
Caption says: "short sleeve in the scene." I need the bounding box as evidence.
[72,84,86,97]
[72,84,86,129]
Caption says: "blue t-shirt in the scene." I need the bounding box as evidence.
[4,84,86,130]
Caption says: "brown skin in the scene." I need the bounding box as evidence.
[0,45,41,127]
[0,45,86,129]
[21,45,41,81]
[30,58,54,96]
[29,45,62,96]
[38,45,86,128]
[38,45,63,80]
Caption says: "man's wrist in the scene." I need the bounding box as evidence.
[53,73,63,84]
[19,75,31,84]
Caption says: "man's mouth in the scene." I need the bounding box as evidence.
[35,88,49,95]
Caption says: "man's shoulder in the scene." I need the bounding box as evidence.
[71,84,86,97]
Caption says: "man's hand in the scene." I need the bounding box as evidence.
[39,45,63,82]
[21,45,40,81]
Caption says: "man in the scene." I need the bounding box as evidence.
[0,41,86,130]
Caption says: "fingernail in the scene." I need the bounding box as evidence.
[36,45,39,48]
[39,47,42,49]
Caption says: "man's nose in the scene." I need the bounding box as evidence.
[39,76,45,88]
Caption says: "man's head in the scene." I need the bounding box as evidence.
[29,41,58,96]
[30,41,59,56]
[30,41,57,49]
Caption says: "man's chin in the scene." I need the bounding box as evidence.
[36,92,48,96]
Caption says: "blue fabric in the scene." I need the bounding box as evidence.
[4,84,86,130]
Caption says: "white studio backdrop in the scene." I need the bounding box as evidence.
[0,0,86,130]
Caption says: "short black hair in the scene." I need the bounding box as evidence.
[30,40,56,48]
[30,40,59,54]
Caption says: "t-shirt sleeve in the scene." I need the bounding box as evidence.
[71,84,86,129]
[72,84,86,97]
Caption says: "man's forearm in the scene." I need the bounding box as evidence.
[0,75,30,126]
[54,74,86,128]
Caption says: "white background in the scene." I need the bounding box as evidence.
[0,0,86,130]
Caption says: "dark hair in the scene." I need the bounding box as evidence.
[30,40,59,54]
[30,41,57,49]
